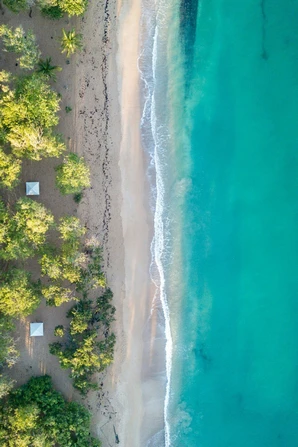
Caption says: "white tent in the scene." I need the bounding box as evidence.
[26,182,40,196]
[30,322,44,337]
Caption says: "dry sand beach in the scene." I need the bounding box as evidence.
[1,0,166,445]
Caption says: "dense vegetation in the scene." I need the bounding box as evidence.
[3,0,88,17]
[50,289,115,394]
[0,375,101,446]
[0,8,113,445]
[0,19,114,406]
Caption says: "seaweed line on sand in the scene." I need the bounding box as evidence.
[101,0,112,268]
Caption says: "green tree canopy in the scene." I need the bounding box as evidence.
[0,198,54,260]
[7,126,66,160]
[0,269,41,317]
[0,148,22,189]
[0,375,101,446]
[0,25,40,70]
[0,72,65,160]
[39,250,82,284]
[55,153,90,195]
[59,0,87,16]
[42,284,73,307]
[0,74,60,129]
[59,216,86,242]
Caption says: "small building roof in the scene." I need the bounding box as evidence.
[26,182,40,196]
[30,322,44,337]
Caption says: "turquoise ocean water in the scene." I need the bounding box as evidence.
[140,0,298,446]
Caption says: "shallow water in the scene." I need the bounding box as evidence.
[140,0,298,446]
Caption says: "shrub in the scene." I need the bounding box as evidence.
[36,57,62,81]
[73,191,83,203]
[55,153,90,195]
[2,0,27,14]
[41,4,64,19]
[50,291,115,394]
[54,325,65,337]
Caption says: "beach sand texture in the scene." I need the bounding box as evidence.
[0,0,165,445]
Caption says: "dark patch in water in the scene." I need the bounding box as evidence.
[179,0,199,88]
[261,0,268,59]
[193,345,212,371]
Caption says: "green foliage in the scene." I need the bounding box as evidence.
[1,73,60,128]
[0,314,18,367]
[0,149,22,189]
[76,246,106,294]
[8,127,65,161]
[2,0,27,14]
[0,375,14,399]
[40,3,64,19]
[0,73,65,160]
[68,299,92,335]
[59,0,87,16]
[61,28,83,57]
[3,0,88,17]
[41,241,105,292]
[55,153,90,195]
[0,375,101,446]
[42,284,73,307]
[94,288,116,328]
[40,252,63,280]
[36,57,62,81]
[0,201,9,246]
[50,291,115,394]
[0,198,54,260]
[73,191,83,203]
[0,25,40,70]
[0,269,41,317]
[39,248,83,284]
[62,258,83,283]
[59,216,86,244]
[65,105,72,113]
[54,325,64,337]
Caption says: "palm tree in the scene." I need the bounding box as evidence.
[61,28,83,57]
[36,57,62,81]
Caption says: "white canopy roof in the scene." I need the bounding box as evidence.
[26,182,40,196]
[30,322,44,337]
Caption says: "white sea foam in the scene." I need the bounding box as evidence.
[150,24,173,447]
[138,0,174,445]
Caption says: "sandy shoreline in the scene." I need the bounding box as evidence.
[1,0,166,445]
